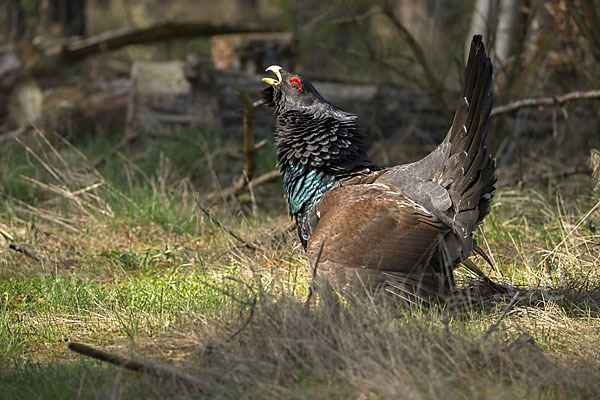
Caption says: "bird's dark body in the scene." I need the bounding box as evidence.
[262,36,496,304]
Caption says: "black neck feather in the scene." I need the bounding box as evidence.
[273,108,371,217]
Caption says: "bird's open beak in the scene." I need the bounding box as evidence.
[262,65,283,86]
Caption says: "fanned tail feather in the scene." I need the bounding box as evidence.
[436,35,496,253]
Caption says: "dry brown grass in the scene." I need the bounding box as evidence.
[2,131,600,399]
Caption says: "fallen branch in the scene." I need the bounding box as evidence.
[490,90,600,117]
[8,243,41,261]
[68,342,204,388]
[198,204,257,251]
[478,293,520,344]
[0,224,14,241]
[43,21,280,63]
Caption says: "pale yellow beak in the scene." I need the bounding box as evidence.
[262,65,283,86]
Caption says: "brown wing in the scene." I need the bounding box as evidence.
[307,183,450,304]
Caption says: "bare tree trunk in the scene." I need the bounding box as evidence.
[495,0,525,66]
[467,0,496,55]
[7,0,25,41]
[466,0,528,66]
[52,0,87,37]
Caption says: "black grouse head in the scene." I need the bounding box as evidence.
[261,65,372,175]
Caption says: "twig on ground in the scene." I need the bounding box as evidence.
[198,204,257,251]
[490,90,600,117]
[0,224,14,241]
[68,342,204,388]
[478,293,520,344]
[8,243,41,261]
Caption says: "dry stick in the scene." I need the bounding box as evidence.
[198,205,257,251]
[490,89,600,118]
[205,97,280,204]
[0,225,14,241]
[237,92,257,182]
[213,91,259,209]
[238,92,259,218]
[478,292,520,344]
[68,342,204,388]
[8,244,41,261]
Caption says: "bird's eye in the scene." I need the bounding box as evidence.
[289,77,303,92]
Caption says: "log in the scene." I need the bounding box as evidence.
[43,21,280,63]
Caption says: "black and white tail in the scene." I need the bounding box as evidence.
[435,35,496,253]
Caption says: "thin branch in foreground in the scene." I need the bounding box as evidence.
[490,90,600,117]
[0,224,14,241]
[8,244,41,261]
[197,204,257,251]
[478,293,520,345]
[68,342,204,388]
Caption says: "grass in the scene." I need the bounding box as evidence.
[1,127,600,399]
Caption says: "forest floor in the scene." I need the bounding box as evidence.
[1,124,600,399]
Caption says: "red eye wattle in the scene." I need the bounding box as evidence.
[289,77,303,92]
